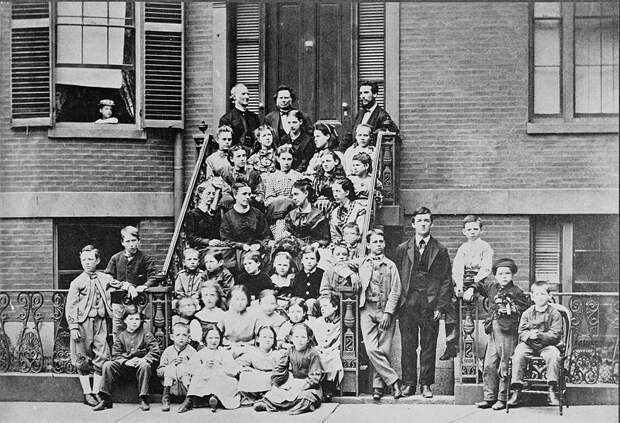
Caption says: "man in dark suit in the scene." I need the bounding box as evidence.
[339,81,399,151]
[263,85,312,145]
[263,85,294,143]
[219,83,260,150]
[395,206,453,399]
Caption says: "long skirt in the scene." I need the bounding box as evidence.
[186,368,240,409]
[258,376,322,414]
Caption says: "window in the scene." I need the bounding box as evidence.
[55,218,139,289]
[534,215,619,292]
[529,2,619,133]
[10,1,183,135]
[55,1,136,124]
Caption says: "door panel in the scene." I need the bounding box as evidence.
[265,2,353,136]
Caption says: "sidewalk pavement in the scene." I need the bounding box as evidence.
[1,401,617,423]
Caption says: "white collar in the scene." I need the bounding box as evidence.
[365,103,378,115]
[415,234,431,245]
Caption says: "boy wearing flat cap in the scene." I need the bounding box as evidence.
[471,258,529,410]
[95,99,119,124]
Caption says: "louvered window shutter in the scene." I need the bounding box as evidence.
[143,1,184,128]
[358,2,385,106]
[11,2,52,127]
[534,223,561,286]
[234,3,261,113]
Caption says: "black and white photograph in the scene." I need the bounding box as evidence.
[0,1,618,422]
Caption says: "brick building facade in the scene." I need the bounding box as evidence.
[1,1,618,295]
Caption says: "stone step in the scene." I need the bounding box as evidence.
[332,395,455,405]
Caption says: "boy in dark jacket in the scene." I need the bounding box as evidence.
[472,258,529,410]
[94,305,161,412]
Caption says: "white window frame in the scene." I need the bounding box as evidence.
[527,1,619,134]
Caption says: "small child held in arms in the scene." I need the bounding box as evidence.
[508,280,563,408]
[94,305,161,412]
[254,322,324,415]
[174,248,204,299]
[236,325,283,405]
[310,293,344,401]
[157,323,196,412]
[343,124,374,176]
[66,245,135,407]
[254,289,287,331]
[270,251,296,298]
[277,297,309,349]
[471,258,529,411]
[190,281,226,349]
[178,325,241,413]
[236,251,275,300]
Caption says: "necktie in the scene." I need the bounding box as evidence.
[418,239,426,254]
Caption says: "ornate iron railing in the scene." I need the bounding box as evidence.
[0,287,173,374]
[458,291,619,385]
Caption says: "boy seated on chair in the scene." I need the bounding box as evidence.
[508,280,562,407]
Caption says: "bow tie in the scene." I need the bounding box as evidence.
[371,256,383,262]
[89,273,98,280]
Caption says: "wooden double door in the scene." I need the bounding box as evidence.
[264,2,356,135]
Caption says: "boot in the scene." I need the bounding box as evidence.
[323,381,334,402]
[401,384,415,396]
[506,388,522,406]
[177,396,194,413]
[475,400,494,409]
[83,393,98,407]
[139,396,150,411]
[392,380,403,399]
[547,385,560,406]
[93,393,113,411]
[209,395,219,412]
[491,400,506,410]
[422,385,433,398]
[161,386,171,412]
[439,344,458,361]
[372,388,383,401]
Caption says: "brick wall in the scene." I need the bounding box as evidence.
[0,219,54,290]
[399,2,619,190]
[397,214,531,291]
[139,218,176,271]
[0,4,174,193]
[183,2,214,187]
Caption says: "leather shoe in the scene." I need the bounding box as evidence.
[475,400,494,409]
[177,397,193,413]
[401,384,415,396]
[139,398,150,411]
[93,400,113,411]
[209,396,219,412]
[372,388,383,401]
[392,381,403,399]
[491,400,506,410]
[422,385,433,398]
[439,346,457,361]
[506,389,521,406]
[253,401,267,412]
[83,393,98,407]
[547,386,560,406]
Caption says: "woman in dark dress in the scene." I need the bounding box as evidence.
[284,178,330,247]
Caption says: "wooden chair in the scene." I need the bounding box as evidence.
[506,303,572,415]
